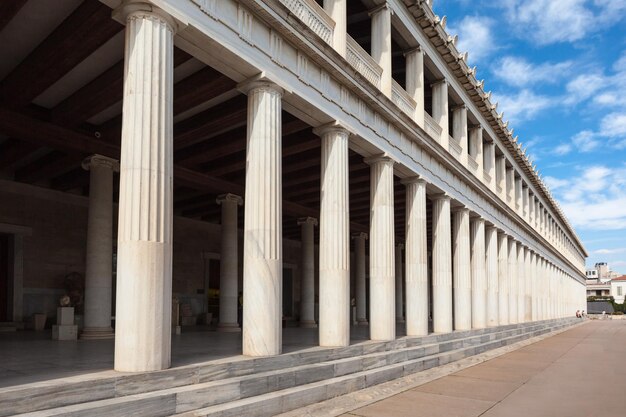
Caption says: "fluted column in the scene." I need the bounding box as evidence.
[353,232,368,326]
[405,47,425,127]
[469,127,483,174]
[452,105,468,165]
[395,244,404,323]
[515,176,522,215]
[432,80,449,149]
[452,208,471,331]
[531,252,537,321]
[298,217,317,328]
[470,217,486,329]
[402,178,428,336]
[506,167,515,208]
[517,244,525,322]
[114,3,175,372]
[217,194,243,332]
[508,239,518,324]
[485,225,499,327]
[316,124,350,347]
[366,155,395,340]
[432,194,452,333]
[370,3,392,96]
[240,78,284,357]
[323,0,346,56]
[497,232,509,325]
[81,155,119,340]
[524,248,532,322]
[496,155,506,200]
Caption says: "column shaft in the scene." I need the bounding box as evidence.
[452,208,471,331]
[298,217,317,328]
[405,48,425,127]
[452,106,468,165]
[370,5,392,96]
[114,5,175,372]
[217,194,243,332]
[367,156,395,340]
[318,126,350,346]
[485,226,499,326]
[432,81,449,149]
[323,0,346,56]
[395,244,404,322]
[517,245,525,322]
[241,80,283,356]
[497,233,509,325]
[82,155,118,340]
[508,240,518,324]
[470,218,486,328]
[353,233,368,325]
[524,248,532,322]
[403,178,428,336]
[432,195,452,333]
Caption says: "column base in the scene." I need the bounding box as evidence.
[357,319,369,326]
[217,323,241,332]
[79,327,114,340]
[299,320,317,328]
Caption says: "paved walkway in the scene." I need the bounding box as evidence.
[342,320,624,417]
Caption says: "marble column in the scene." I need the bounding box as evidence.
[469,126,483,173]
[432,80,449,149]
[470,217,486,329]
[496,155,506,200]
[530,251,537,321]
[452,208,471,331]
[366,155,395,341]
[402,178,428,336]
[297,217,317,328]
[240,78,284,357]
[524,248,532,322]
[395,244,404,323]
[515,177,522,216]
[317,124,350,347]
[485,225,499,327]
[506,167,515,208]
[432,194,452,333]
[452,105,468,165]
[323,0,346,57]
[517,245,525,322]
[522,185,529,221]
[370,4,392,96]
[81,155,119,340]
[405,47,425,127]
[497,232,509,325]
[114,3,175,372]
[508,239,518,324]
[217,193,243,332]
[353,232,368,326]
[484,141,496,191]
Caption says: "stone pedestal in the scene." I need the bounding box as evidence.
[52,307,77,340]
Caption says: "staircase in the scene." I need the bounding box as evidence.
[1,318,578,417]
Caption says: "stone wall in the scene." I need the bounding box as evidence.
[0,181,303,325]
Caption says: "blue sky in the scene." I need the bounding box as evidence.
[435,0,626,274]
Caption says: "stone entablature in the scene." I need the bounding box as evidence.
[148,0,586,281]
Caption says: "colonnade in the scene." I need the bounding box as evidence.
[83,3,587,373]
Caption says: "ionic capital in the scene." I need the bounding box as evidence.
[216,193,243,206]
[81,155,119,172]
[297,217,318,227]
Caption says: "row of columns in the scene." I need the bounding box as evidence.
[83,3,586,373]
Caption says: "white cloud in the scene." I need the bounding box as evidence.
[594,248,626,255]
[491,89,553,123]
[448,16,495,64]
[600,113,626,137]
[501,0,626,45]
[572,130,600,152]
[550,165,626,231]
[553,143,573,155]
[492,56,573,87]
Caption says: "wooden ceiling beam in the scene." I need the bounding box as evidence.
[0,139,40,169]
[0,0,123,108]
[0,0,28,33]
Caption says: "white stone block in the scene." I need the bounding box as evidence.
[52,324,78,340]
[57,307,75,326]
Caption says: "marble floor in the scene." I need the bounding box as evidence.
[0,324,408,388]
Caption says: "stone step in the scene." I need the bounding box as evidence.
[176,320,576,417]
[9,319,576,417]
[1,319,552,416]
